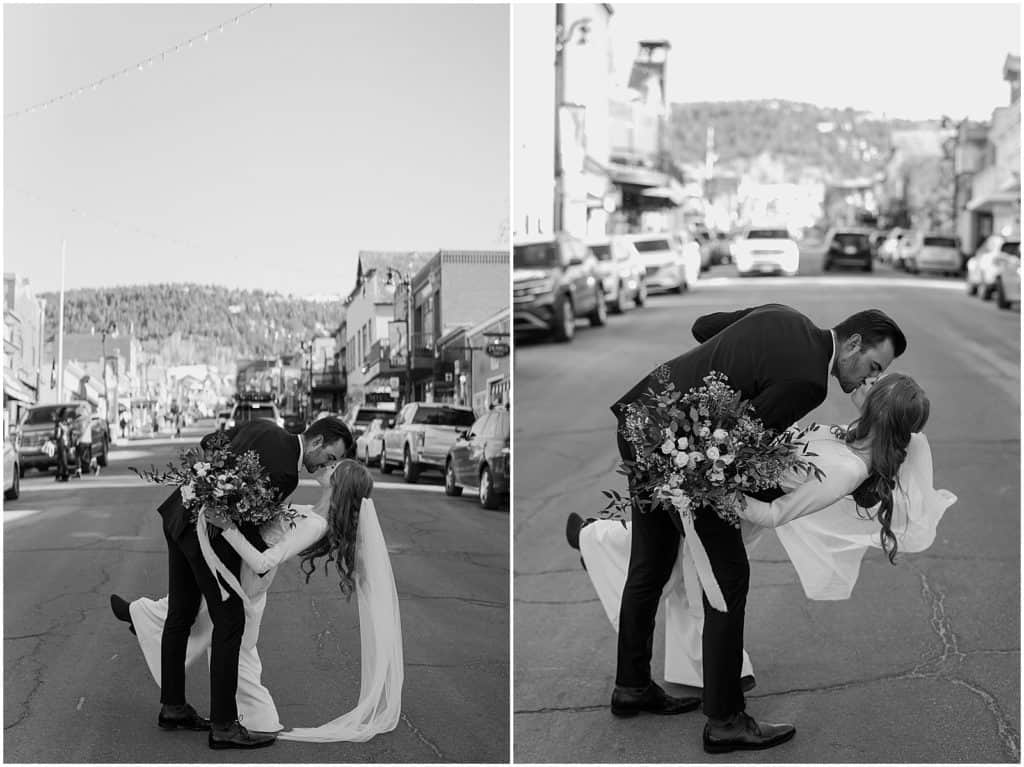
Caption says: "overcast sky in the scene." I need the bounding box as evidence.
[3,3,510,297]
[610,3,1020,121]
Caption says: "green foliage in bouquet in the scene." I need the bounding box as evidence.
[132,431,300,529]
[602,369,825,528]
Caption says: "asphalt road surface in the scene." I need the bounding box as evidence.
[4,423,509,763]
[514,255,1020,763]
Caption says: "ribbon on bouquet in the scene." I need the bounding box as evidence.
[196,507,251,608]
[676,510,728,613]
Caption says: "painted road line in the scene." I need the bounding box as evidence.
[696,276,965,291]
[15,476,445,494]
[4,510,42,522]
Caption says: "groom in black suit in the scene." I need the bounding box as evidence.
[608,304,906,753]
[150,415,352,749]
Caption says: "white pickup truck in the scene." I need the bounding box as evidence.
[380,402,476,483]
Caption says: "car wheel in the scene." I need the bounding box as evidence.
[610,281,626,314]
[863,263,872,273]
[96,438,109,467]
[380,446,393,474]
[552,296,575,343]
[5,465,20,500]
[589,289,607,326]
[966,280,978,296]
[634,280,648,307]
[444,459,463,497]
[402,447,419,484]
[823,260,830,272]
[479,465,499,510]
[981,282,995,301]
[19,464,25,479]
[996,279,1011,309]
[671,275,686,293]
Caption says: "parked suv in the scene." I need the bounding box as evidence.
[444,406,510,509]
[513,234,607,342]
[18,402,110,475]
[823,229,873,272]
[381,402,476,483]
[344,403,399,449]
[587,236,647,313]
[227,399,284,430]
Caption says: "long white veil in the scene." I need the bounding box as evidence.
[279,498,404,742]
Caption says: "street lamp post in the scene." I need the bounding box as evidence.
[386,269,414,405]
[553,6,591,234]
[99,322,117,424]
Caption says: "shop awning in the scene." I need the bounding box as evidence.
[606,162,669,189]
[3,370,36,403]
[967,183,1021,211]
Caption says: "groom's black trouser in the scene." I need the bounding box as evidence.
[160,520,245,725]
[614,431,749,720]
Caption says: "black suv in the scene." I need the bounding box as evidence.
[823,229,873,272]
[513,233,607,342]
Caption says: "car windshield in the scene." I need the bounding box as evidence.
[411,406,476,427]
[589,244,612,261]
[833,233,869,247]
[235,405,276,421]
[632,239,672,253]
[353,408,394,425]
[1001,241,1020,256]
[747,229,789,239]
[23,405,73,425]
[923,236,957,248]
[514,243,558,268]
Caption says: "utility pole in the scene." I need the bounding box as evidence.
[56,239,66,399]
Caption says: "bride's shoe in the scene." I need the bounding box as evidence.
[109,594,136,635]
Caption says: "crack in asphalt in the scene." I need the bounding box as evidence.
[899,567,1020,762]
[514,703,606,715]
[515,567,583,576]
[3,638,46,732]
[400,593,506,609]
[406,660,506,671]
[399,712,445,761]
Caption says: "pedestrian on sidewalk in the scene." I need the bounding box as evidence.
[53,409,71,482]
[76,411,94,477]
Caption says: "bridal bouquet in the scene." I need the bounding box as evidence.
[603,369,824,528]
[132,430,300,530]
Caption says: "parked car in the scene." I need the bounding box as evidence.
[691,226,714,272]
[732,227,800,276]
[4,429,20,500]
[217,409,232,431]
[444,407,510,509]
[587,236,647,313]
[868,231,888,260]
[878,229,905,266]
[344,402,399,453]
[227,399,283,430]
[823,229,873,272]
[708,232,733,266]
[18,402,110,475]
[281,413,306,435]
[966,234,1021,300]
[381,402,477,483]
[623,233,688,293]
[513,234,607,342]
[355,417,390,467]
[995,254,1021,309]
[909,234,960,275]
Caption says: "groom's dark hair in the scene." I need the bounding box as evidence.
[833,309,907,357]
[305,416,354,456]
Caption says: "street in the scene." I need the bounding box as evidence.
[513,250,1020,763]
[4,423,509,763]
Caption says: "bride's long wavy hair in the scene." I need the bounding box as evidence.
[843,373,930,564]
[298,459,373,599]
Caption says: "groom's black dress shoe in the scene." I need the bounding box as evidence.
[158,703,211,731]
[565,512,585,550]
[702,711,795,754]
[611,682,701,717]
[208,720,277,750]
[109,594,136,636]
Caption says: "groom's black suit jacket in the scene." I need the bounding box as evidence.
[157,419,302,553]
[612,303,834,437]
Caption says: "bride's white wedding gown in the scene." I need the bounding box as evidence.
[580,427,956,687]
[130,497,403,741]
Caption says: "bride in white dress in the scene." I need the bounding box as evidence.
[120,459,403,742]
[576,373,957,688]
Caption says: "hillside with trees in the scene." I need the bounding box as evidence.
[667,100,926,183]
[40,284,345,368]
